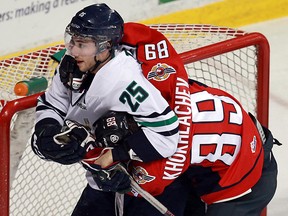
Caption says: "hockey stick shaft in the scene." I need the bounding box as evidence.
[130,178,175,216]
[117,165,175,216]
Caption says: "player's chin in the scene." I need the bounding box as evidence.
[77,63,87,72]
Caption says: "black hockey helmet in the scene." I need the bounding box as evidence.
[65,3,124,53]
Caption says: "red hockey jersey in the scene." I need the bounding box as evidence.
[187,80,264,204]
[121,23,264,203]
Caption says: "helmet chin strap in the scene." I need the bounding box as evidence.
[88,51,112,73]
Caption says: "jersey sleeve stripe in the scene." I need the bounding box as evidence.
[138,115,178,127]
[36,94,67,119]
[158,126,179,136]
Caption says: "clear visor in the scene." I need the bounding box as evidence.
[64,31,98,57]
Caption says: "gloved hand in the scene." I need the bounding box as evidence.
[82,162,131,194]
[59,54,85,91]
[59,54,75,86]
[31,120,97,165]
[94,111,139,147]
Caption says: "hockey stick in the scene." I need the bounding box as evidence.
[117,164,175,216]
[81,160,175,216]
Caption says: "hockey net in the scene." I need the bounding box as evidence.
[0,24,269,216]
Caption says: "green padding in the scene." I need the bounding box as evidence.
[51,48,66,63]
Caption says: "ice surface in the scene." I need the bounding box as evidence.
[242,17,288,216]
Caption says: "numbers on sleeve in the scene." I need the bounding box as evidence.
[106,117,116,127]
[144,40,169,60]
[190,91,243,164]
[119,81,149,112]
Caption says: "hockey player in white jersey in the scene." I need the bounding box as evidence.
[31,3,191,216]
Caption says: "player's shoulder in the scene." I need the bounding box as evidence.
[114,49,137,63]
[108,50,141,73]
[91,51,142,88]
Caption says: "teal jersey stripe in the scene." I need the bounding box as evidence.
[138,114,178,127]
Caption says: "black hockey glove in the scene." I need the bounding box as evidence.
[59,54,85,91]
[93,111,140,162]
[31,123,79,165]
[31,120,97,165]
[82,162,131,194]
[94,111,139,147]
[53,120,98,163]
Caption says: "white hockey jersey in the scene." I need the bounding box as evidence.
[35,50,179,162]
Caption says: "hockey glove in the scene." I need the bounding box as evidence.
[52,120,98,164]
[82,162,131,194]
[31,123,81,165]
[59,54,85,91]
[94,111,139,147]
[31,120,97,165]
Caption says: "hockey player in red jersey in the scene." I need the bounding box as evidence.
[183,80,279,215]
[119,22,280,215]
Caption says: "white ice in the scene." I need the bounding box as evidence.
[242,17,288,215]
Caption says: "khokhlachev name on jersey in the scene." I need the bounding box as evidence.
[163,77,192,180]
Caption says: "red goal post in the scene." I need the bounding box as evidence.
[0,24,270,216]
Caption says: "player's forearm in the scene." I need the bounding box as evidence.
[111,128,178,163]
